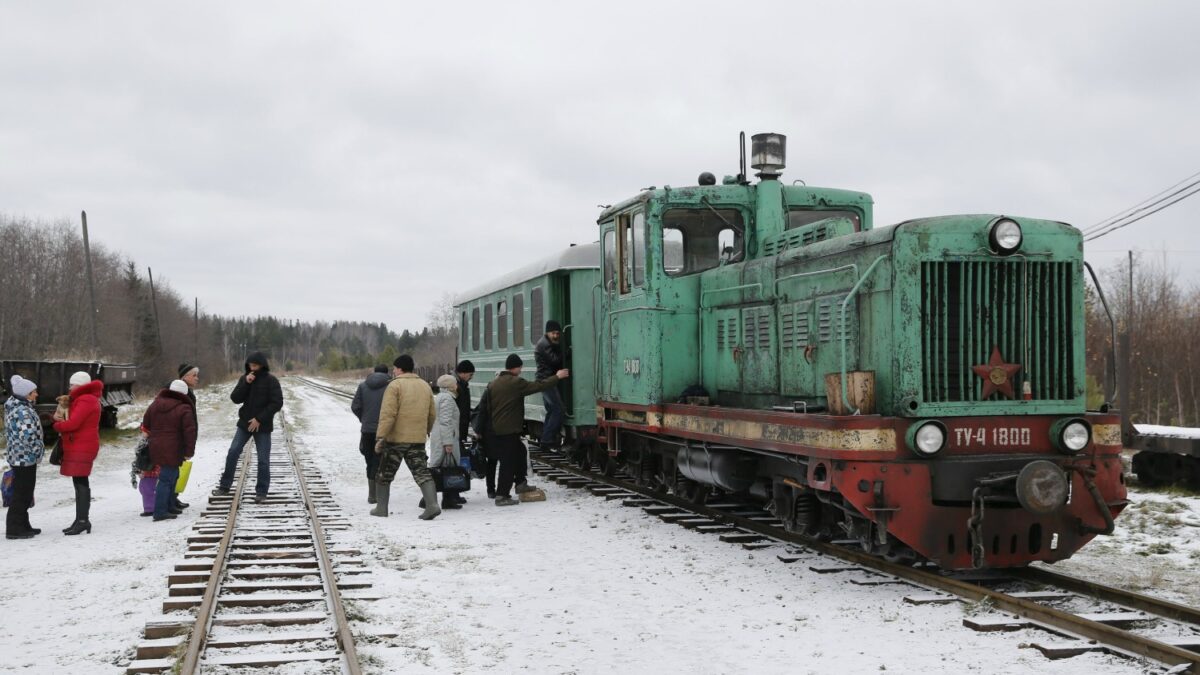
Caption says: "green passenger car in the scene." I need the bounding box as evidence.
[454,244,601,443]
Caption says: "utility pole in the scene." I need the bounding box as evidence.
[194,297,199,362]
[80,211,100,356]
[148,267,164,355]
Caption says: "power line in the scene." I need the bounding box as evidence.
[1084,179,1200,242]
[1082,170,1200,236]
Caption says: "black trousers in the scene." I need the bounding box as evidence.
[493,434,528,498]
[359,432,380,479]
[6,465,37,535]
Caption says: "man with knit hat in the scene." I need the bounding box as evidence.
[534,320,567,451]
[214,352,283,503]
[5,375,44,539]
[484,353,569,506]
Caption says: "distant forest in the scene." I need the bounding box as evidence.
[0,215,457,387]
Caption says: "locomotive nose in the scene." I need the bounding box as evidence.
[1015,460,1069,515]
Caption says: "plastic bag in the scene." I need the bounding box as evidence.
[176,459,193,493]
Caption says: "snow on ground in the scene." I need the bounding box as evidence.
[0,387,235,673]
[1,376,1194,674]
[287,382,1147,675]
[1048,485,1200,607]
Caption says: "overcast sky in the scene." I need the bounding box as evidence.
[2,2,1198,331]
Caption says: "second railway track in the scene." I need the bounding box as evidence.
[126,411,370,674]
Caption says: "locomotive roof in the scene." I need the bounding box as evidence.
[454,241,601,306]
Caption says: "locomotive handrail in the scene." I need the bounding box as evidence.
[772,263,859,299]
[1082,261,1118,407]
[840,254,890,414]
[699,283,762,308]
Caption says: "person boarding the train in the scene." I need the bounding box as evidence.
[534,320,566,451]
[486,354,569,506]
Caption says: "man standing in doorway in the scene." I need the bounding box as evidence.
[214,352,283,504]
[534,320,566,451]
[351,364,391,504]
[487,353,569,506]
[372,355,440,520]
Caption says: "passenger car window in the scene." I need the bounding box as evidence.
[471,307,480,351]
[461,311,467,351]
[497,300,508,349]
[483,303,493,350]
[662,208,745,276]
[531,287,543,344]
[513,294,525,347]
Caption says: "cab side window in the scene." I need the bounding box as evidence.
[603,229,616,292]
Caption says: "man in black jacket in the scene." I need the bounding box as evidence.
[453,360,475,503]
[351,365,390,504]
[534,320,566,451]
[214,352,283,503]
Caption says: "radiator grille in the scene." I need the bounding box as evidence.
[920,260,1075,402]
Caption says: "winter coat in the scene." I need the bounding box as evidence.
[375,373,435,445]
[4,395,45,467]
[486,371,559,437]
[351,371,391,434]
[230,352,283,433]
[52,379,104,477]
[455,375,472,442]
[428,390,460,467]
[141,389,197,468]
[534,334,564,380]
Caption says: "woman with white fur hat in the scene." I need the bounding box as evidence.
[52,371,104,535]
[5,375,45,539]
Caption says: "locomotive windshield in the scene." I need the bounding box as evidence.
[662,208,744,276]
[787,209,861,231]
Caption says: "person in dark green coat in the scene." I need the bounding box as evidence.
[484,354,569,506]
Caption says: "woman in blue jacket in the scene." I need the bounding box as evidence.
[5,375,45,540]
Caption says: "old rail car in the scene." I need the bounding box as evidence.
[1,360,136,429]
[456,133,1126,570]
[455,244,601,447]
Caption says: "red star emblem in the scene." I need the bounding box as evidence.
[972,346,1022,400]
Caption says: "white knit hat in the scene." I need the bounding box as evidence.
[169,379,189,395]
[69,371,91,387]
[9,375,36,398]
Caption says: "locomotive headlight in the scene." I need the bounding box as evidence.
[1052,418,1091,454]
[987,218,1022,255]
[908,421,947,457]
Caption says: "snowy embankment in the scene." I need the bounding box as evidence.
[0,387,234,673]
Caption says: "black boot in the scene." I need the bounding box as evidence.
[442,491,462,510]
[64,482,92,534]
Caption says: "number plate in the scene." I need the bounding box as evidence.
[952,426,1033,448]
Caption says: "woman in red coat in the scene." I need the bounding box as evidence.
[52,371,104,535]
[141,380,197,521]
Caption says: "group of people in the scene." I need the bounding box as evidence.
[350,320,570,517]
[5,370,106,539]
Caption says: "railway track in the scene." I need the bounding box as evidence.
[291,375,1200,671]
[524,448,1200,672]
[125,412,370,674]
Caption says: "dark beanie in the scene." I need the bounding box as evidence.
[545,320,562,333]
[373,364,388,373]
[456,360,475,374]
[505,354,523,369]
[177,363,198,378]
[394,354,415,372]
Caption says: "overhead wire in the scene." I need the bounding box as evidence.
[1081,169,1200,235]
[1084,180,1200,242]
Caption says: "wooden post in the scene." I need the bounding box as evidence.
[80,211,100,355]
[194,297,199,362]
[148,267,164,355]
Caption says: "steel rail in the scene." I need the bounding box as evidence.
[177,445,253,674]
[528,450,1198,672]
[1012,566,1200,628]
[281,415,362,675]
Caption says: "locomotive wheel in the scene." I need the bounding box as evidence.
[673,476,708,504]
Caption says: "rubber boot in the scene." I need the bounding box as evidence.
[418,481,441,520]
[367,479,377,505]
[370,481,389,517]
[442,490,462,510]
[64,483,92,534]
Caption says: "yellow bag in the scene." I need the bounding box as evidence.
[175,460,193,493]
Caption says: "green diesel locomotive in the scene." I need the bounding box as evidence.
[457,133,1125,569]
